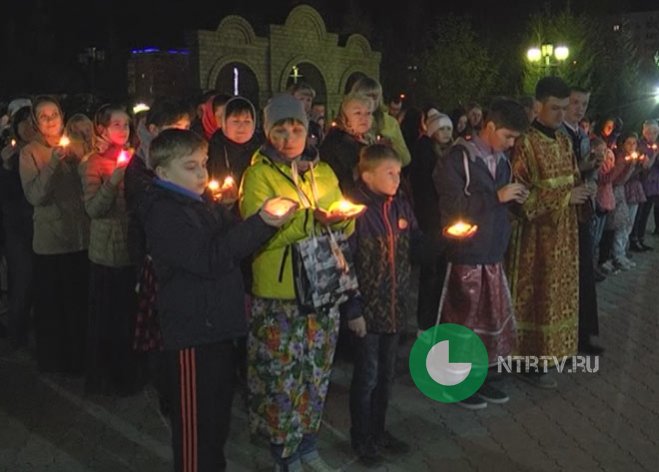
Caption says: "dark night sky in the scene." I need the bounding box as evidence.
[4,0,659,51]
[1,0,658,97]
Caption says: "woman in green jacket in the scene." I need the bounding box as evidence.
[349,76,412,167]
[240,94,355,472]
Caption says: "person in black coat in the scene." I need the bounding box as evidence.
[141,128,296,472]
[409,111,454,331]
[207,96,263,203]
[0,106,35,349]
[320,93,375,198]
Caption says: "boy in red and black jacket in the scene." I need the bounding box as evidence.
[140,128,296,472]
[346,143,425,467]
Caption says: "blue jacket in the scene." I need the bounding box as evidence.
[434,137,514,265]
[347,183,422,333]
[140,179,276,350]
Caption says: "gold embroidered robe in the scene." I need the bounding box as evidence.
[507,127,579,358]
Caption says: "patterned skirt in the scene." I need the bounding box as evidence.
[247,298,340,458]
[438,263,516,365]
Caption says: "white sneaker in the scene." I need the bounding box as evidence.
[600,260,616,274]
[613,260,630,271]
[619,256,636,268]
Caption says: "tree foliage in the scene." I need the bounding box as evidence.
[520,6,646,128]
[413,15,497,111]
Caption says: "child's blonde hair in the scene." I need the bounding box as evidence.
[358,143,401,174]
[65,113,95,160]
[149,128,208,170]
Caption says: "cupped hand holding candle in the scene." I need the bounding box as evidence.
[116,149,133,168]
[327,199,367,218]
[221,175,235,190]
[443,220,478,239]
[110,150,132,185]
[260,197,299,226]
[53,135,71,160]
[208,179,221,194]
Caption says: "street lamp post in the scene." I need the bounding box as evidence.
[527,43,569,75]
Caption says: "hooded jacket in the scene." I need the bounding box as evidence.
[207,129,262,185]
[434,136,514,265]
[19,137,90,255]
[240,146,354,300]
[139,179,275,350]
[348,182,420,333]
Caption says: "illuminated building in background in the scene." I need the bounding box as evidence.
[127,48,194,101]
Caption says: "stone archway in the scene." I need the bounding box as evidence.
[284,62,327,106]
[215,62,260,110]
[342,71,369,95]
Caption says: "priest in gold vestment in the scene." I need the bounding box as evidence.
[507,77,594,370]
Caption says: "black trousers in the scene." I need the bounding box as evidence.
[166,340,236,472]
[86,263,147,395]
[631,196,658,244]
[416,254,448,331]
[578,223,599,343]
[599,229,614,264]
[4,226,34,348]
[34,251,89,373]
[349,332,399,446]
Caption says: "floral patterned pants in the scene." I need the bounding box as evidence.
[248,297,340,458]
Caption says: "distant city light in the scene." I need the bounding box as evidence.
[130,48,189,55]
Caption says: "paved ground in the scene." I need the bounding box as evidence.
[1,237,658,472]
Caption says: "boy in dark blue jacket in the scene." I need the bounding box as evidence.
[433,98,529,410]
[140,129,296,472]
[347,144,421,466]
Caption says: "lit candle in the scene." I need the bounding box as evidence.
[222,175,235,189]
[267,198,297,216]
[443,221,478,239]
[10,139,16,147]
[117,150,131,165]
[652,144,658,151]
[208,180,220,193]
[631,151,638,160]
[58,135,70,147]
[329,199,366,217]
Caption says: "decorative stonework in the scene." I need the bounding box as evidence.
[187,4,381,116]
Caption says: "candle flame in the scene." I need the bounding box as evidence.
[58,135,70,147]
[208,180,220,192]
[444,221,478,239]
[329,199,366,217]
[117,150,130,165]
[222,176,235,189]
[338,200,352,212]
[11,139,16,147]
[631,151,638,159]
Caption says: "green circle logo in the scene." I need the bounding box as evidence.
[409,324,489,403]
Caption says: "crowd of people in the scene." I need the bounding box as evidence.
[0,73,657,472]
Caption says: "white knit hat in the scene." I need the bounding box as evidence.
[426,113,453,138]
[7,98,32,118]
